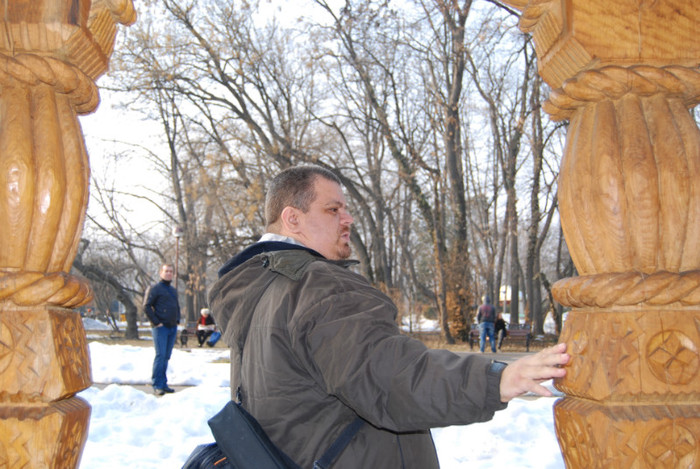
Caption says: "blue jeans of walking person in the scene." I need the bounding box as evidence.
[479,322,496,353]
[152,325,178,390]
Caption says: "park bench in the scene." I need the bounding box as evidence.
[179,321,198,347]
[468,325,534,352]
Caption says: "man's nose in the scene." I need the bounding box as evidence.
[342,210,354,226]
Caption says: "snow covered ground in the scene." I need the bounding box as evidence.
[78,322,566,468]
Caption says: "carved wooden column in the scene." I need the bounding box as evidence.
[499,0,700,467]
[0,1,135,467]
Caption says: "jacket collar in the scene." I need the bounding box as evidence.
[217,241,359,279]
[217,241,323,278]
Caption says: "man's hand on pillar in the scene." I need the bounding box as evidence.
[499,343,570,403]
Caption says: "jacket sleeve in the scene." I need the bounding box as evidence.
[143,285,159,326]
[290,272,507,433]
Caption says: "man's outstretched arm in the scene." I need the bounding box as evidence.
[499,343,570,402]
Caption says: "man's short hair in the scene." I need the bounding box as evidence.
[265,165,341,227]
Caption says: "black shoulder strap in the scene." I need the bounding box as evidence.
[313,417,365,469]
[236,255,365,468]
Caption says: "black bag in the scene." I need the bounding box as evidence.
[208,401,300,469]
[183,401,364,469]
[182,442,233,469]
[186,276,363,469]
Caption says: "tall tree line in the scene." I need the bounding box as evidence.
[79,0,572,341]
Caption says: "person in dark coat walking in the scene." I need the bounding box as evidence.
[495,312,508,351]
[144,263,180,395]
[477,295,497,353]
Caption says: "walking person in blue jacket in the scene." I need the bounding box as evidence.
[143,263,181,395]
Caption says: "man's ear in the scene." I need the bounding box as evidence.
[280,206,300,233]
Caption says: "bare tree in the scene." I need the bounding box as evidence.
[73,236,153,339]
[523,75,568,334]
[314,0,472,342]
[463,20,536,325]
[82,0,575,342]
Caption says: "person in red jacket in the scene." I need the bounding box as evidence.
[196,308,217,347]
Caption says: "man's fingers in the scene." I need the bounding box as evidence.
[534,366,566,381]
[519,362,567,382]
[526,344,570,379]
[534,343,570,366]
[499,342,570,402]
[528,382,554,397]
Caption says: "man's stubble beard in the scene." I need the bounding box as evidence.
[337,241,352,260]
[335,228,352,260]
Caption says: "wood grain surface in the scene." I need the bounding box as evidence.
[0,1,135,467]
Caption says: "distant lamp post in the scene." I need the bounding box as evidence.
[173,225,184,288]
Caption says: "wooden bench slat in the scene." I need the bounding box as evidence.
[468,326,533,352]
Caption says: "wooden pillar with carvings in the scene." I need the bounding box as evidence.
[498,0,700,467]
[0,1,135,467]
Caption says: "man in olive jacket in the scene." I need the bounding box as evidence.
[209,165,569,468]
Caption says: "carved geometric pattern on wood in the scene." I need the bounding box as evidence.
[556,310,700,401]
[643,423,697,468]
[0,317,14,374]
[50,309,91,393]
[555,398,700,469]
[53,397,91,468]
[0,271,92,308]
[0,313,52,400]
[0,422,31,468]
[554,400,595,468]
[543,65,700,121]
[646,330,699,385]
[553,271,700,308]
[556,311,643,401]
[0,309,90,402]
[0,396,90,468]
[567,328,590,387]
[0,442,7,468]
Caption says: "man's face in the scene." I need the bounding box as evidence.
[160,265,174,281]
[294,177,354,260]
